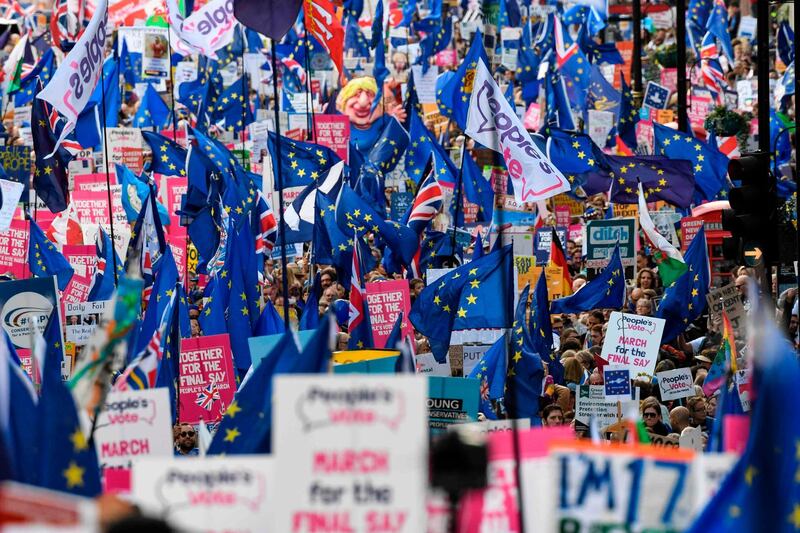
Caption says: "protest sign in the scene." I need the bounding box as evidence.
[428,376,479,435]
[314,115,350,163]
[65,301,109,344]
[643,81,670,109]
[585,219,637,278]
[657,367,695,401]
[411,65,439,104]
[687,93,713,131]
[462,344,491,377]
[332,349,401,366]
[0,218,29,280]
[414,352,452,376]
[454,419,531,435]
[603,366,632,399]
[62,245,96,278]
[0,180,24,231]
[390,191,414,222]
[93,388,172,472]
[705,284,747,339]
[601,312,665,378]
[554,205,571,227]
[366,280,412,348]
[523,103,541,131]
[0,483,98,530]
[735,369,752,411]
[533,226,568,265]
[133,457,274,533]
[141,27,170,78]
[179,334,237,425]
[333,356,399,374]
[61,274,93,309]
[660,67,678,92]
[680,216,704,252]
[0,147,32,192]
[551,442,696,533]
[273,375,428,532]
[575,385,634,428]
[108,128,144,173]
[587,109,615,148]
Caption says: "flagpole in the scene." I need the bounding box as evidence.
[270,38,291,327]
[99,39,119,285]
[302,15,317,141]
[166,26,178,142]
[449,141,466,253]
[240,26,248,152]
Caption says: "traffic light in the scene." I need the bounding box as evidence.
[721,152,777,266]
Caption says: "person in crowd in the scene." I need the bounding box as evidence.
[174,423,198,456]
[641,397,670,436]
[542,404,565,427]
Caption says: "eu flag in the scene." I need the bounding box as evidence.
[452,150,494,225]
[211,77,254,134]
[1,331,38,484]
[530,271,563,384]
[705,0,733,60]
[32,79,71,213]
[656,226,710,342]
[344,15,370,57]
[418,17,452,74]
[142,130,187,177]
[546,128,609,176]
[134,83,171,129]
[29,219,74,290]
[227,219,261,373]
[467,333,507,420]
[685,317,800,533]
[617,72,639,151]
[653,122,729,202]
[409,244,515,362]
[347,235,374,349]
[255,299,286,336]
[14,48,54,107]
[550,246,625,314]
[268,132,341,189]
[506,284,545,422]
[437,29,489,124]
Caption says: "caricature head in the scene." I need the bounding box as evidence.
[336,77,382,129]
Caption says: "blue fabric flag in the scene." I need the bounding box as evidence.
[531,271,563,384]
[131,247,179,360]
[142,131,187,177]
[685,318,799,533]
[705,0,734,60]
[32,79,71,213]
[452,150,494,225]
[87,228,121,301]
[28,219,73,290]
[544,66,578,131]
[418,17,453,74]
[656,227,709,342]
[778,21,795,66]
[617,72,639,150]
[384,311,404,349]
[506,285,545,422]
[653,122,729,202]
[268,131,341,189]
[771,110,793,170]
[14,48,54,107]
[437,30,490,124]
[516,20,542,84]
[345,15,370,57]
[254,299,286,336]
[134,83,171,129]
[210,77,254,133]
[116,164,171,225]
[348,235,374,350]
[0,331,38,484]
[546,128,609,176]
[550,246,625,314]
[410,245,515,362]
[227,219,261,373]
[468,333,507,420]
[37,313,101,496]
[155,284,188,423]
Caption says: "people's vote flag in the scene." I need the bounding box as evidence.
[167,0,238,60]
[36,0,108,153]
[466,58,570,203]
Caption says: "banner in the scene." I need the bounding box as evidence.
[36,0,109,148]
[132,457,274,532]
[600,312,665,378]
[428,376,479,435]
[167,0,238,60]
[273,375,428,532]
[0,218,29,280]
[365,279,413,348]
[466,59,570,203]
[179,334,237,425]
[94,388,172,472]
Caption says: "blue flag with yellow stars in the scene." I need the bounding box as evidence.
[586,65,620,129]
[344,15,370,57]
[255,299,286,336]
[142,130,187,177]
[1,329,38,484]
[550,246,625,315]
[155,285,184,422]
[582,154,695,208]
[208,316,334,455]
[530,271,563,384]
[416,230,464,276]
[37,313,101,497]
[617,72,639,151]
[467,333,507,420]
[405,110,458,185]
[87,228,121,302]
[32,79,71,213]
[14,48,54,107]
[418,17,453,74]
[506,284,545,422]
[546,128,609,176]
[335,184,419,265]
[133,83,171,129]
[116,164,171,225]
[227,218,261,374]
[28,219,73,291]
[210,77,254,134]
[656,226,710,342]
[452,149,494,225]
[120,37,144,86]
[268,131,341,190]
[437,30,490,123]
[544,65,578,131]
[409,244,515,362]
[705,0,734,60]
[685,315,800,533]
[653,122,729,202]
[516,19,542,84]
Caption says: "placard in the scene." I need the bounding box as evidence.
[575,385,633,427]
[132,457,274,533]
[65,301,109,344]
[273,375,428,532]
[680,216,704,252]
[141,27,170,78]
[643,81,670,110]
[603,365,632,399]
[428,376,480,435]
[705,284,746,340]
[585,218,637,276]
[178,334,237,425]
[533,226,568,265]
[0,179,24,231]
[364,279,413,348]
[410,65,439,104]
[552,443,696,532]
[0,146,32,192]
[462,344,491,377]
[0,218,29,280]
[313,115,350,163]
[600,312,665,378]
[656,367,694,401]
[94,388,172,472]
[414,352,452,376]
[687,93,713,131]
[62,244,97,278]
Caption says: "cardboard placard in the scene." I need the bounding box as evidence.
[705,284,747,340]
[0,218,29,280]
[313,115,350,163]
[600,312,666,378]
[273,375,428,532]
[178,334,237,425]
[585,219,637,275]
[428,376,480,435]
[657,367,695,401]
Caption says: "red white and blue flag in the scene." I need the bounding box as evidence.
[195,378,221,410]
[405,167,443,234]
[700,31,726,104]
[254,190,278,255]
[347,236,373,349]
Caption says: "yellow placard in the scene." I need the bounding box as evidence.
[332,349,401,365]
[613,203,639,219]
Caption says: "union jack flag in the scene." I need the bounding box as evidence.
[281,57,307,86]
[115,329,163,390]
[195,378,221,410]
[253,190,278,255]
[700,31,726,104]
[405,167,443,234]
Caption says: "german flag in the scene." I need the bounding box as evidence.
[549,227,573,296]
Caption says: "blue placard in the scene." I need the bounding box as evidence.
[0,276,62,356]
[390,191,414,222]
[643,81,670,110]
[427,376,480,436]
[533,226,568,265]
[0,147,31,194]
[247,330,317,368]
[604,368,632,398]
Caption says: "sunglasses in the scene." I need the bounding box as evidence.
[180,431,195,437]
[643,412,658,419]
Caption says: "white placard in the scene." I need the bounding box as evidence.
[656,367,695,401]
[410,65,439,105]
[455,418,531,434]
[414,352,452,376]
[0,179,24,231]
[587,109,614,148]
[600,312,665,378]
[273,375,428,532]
[132,456,274,533]
[94,388,172,471]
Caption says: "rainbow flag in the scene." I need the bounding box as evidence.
[703,310,737,396]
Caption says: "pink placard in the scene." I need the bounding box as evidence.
[168,232,187,282]
[313,115,350,163]
[0,218,29,280]
[179,334,237,425]
[435,49,457,67]
[73,172,118,192]
[723,415,750,454]
[568,223,583,243]
[680,217,704,252]
[523,103,541,132]
[103,468,132,495]
[659,68,677,93]
[164,176,188,238]
[62,244,96,278]
[688,93,713,131]
[555,205,571,227]
[365,279,413,348]
[61,273,92,305]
